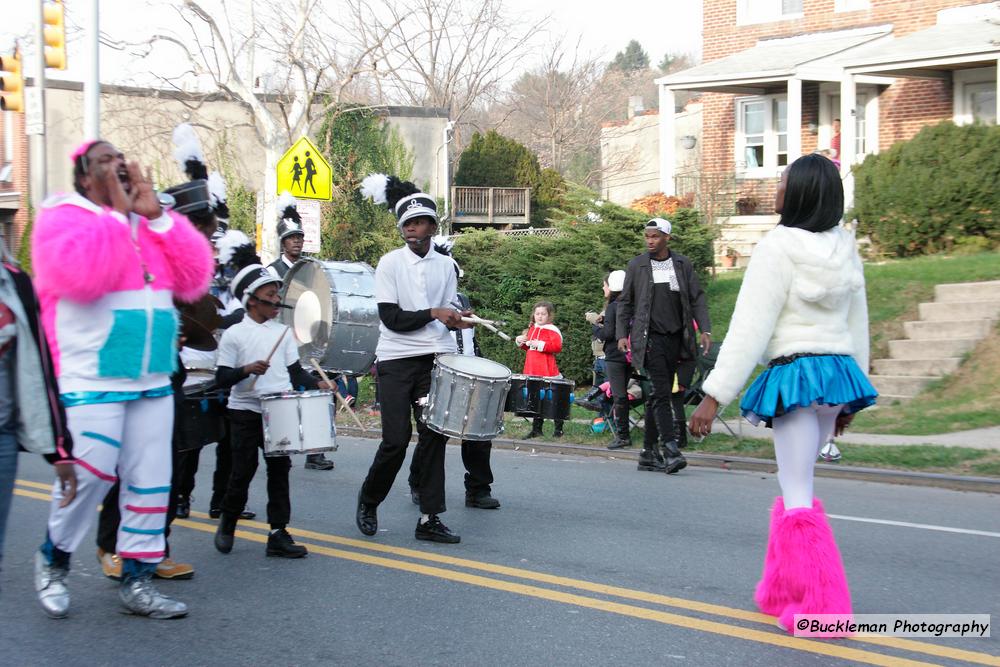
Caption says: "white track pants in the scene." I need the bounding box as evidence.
[47,396,173,562]
[771,403,841,510]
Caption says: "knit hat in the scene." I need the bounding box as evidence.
[608,270,626,292]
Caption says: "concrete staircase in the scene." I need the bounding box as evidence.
[713,215,777,271]
[869,280,1000,402]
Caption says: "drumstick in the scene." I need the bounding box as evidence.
[460,316,512,341]
[309,359,367,432]
[247,326,289,390]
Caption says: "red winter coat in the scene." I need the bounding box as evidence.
[519,323,562,377]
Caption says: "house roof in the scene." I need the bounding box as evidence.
[657,26,892,92]
[844,19,1000,76]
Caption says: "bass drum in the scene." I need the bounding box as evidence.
[280,258,379,375]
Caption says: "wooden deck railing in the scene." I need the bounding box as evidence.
[451,186,531,226]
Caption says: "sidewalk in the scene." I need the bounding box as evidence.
[716,419,1000,451]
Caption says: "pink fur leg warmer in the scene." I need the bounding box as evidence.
[774,499,853,635]
[753,497,790,616]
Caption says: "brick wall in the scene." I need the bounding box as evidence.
[697,0,991,201]
[0,111,29,256]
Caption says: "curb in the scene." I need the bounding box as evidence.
[336,426,1000,494]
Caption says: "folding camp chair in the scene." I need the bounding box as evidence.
[682,341,740,438]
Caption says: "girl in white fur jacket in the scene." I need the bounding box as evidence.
[690,154,877,635]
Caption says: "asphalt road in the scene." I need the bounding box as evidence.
[2,437,998,666]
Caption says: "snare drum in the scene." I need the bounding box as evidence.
[505,374,545,417]
[423,355,511,441]
[176,370,224,452]
[504,375,575,420]
[261,390,337,457]
[182,369,217,397]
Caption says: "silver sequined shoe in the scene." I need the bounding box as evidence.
[34,550,70,619]
[119,574,189,619]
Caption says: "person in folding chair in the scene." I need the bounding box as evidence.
[617,218,712,475]
[689,154,877,635]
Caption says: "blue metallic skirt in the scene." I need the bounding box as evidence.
[740,354,877,427]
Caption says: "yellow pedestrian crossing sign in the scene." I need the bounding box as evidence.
[276,136,332,201]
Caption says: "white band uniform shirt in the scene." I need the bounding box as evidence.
[374,246,459,361]
[216,317,299,412]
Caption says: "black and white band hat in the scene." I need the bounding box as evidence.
[232,264,283,306]
[278,218,305,241]
[395,193,437,228]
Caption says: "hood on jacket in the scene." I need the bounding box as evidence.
[770,224,864,310]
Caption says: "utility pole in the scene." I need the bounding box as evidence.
[84,0,100,139]
[31,0,48,205]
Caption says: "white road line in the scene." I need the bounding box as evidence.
[829,514,1000,538]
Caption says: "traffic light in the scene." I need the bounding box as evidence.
[0,50,24,112]
[43,1,67,70]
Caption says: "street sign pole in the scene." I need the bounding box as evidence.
[32,0,48,205]
[84,0,100,139]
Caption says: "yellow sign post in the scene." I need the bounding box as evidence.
[276,136,332,201]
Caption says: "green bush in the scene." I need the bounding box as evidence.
[453,185,714,383]
[455,130,566,224]
[854,121,1000,256]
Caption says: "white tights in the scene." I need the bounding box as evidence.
[771,403,842,510]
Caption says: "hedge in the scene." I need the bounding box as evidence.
[452,186,714,383]
[853,121,1000,256]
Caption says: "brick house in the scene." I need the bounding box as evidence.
[0,111,28,255]
[657,0,1000,217]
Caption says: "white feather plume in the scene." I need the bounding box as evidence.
[432,234,454,254]
[276,191,297,217]
[171,123,204,173]
[360,173,389,205]
[207,171,228,205]
[214,229,251,264]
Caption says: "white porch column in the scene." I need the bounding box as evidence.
[659,85,677,196]
[995,59,999,124]
[839,73,857,209]
[787,77,802,163]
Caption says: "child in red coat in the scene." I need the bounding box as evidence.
[517,302,564,438]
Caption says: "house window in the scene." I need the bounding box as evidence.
[737,0,804,25]
[953,67,997,126]
[735,95,788,177]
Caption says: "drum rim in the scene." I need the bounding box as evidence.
[436,354,512,380]
[259,389,334,400]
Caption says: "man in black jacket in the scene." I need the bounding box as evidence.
[617,218,711,474]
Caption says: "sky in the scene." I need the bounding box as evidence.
[0,0,703,88]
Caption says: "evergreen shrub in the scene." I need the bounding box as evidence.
[853,121,1000,256]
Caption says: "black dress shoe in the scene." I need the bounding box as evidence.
[214,513,237,554]
[607,436,632,450]
[175,499,190,519]
[240,510,257,520]
[664,454,688,474]
[637,448,666,472]
[415,515,460,543]
[465,494,501,510]
[305,453,335,470]
[209,507,221,519]
[410,488,420,505]
[266,528,308,558]
[356,490,378,536]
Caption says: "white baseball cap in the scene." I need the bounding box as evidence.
[646,217,672,235]
[607,270,626,292]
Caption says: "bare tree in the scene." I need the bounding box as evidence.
[361,0,546,147]
[494,39,643,186]
[136,0,408,257]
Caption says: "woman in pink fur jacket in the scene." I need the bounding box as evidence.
[30,140,213,621]
[690,154,877,635]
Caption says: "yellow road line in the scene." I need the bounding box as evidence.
[16,480,999,666]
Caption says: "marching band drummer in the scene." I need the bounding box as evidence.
[267,193,335,472]
[355,174,471,544]
[409,238,501,510]
[212,242,331,558]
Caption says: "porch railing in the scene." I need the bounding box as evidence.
[451,186,531,226]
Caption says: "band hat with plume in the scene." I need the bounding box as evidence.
[164,123,211,216]
[220,230,282,306]
[432,234,463,278]
[276,191,304,241]
[360,173,437,229]
[207,171,230,221]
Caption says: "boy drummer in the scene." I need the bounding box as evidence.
[213,254,331,557]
